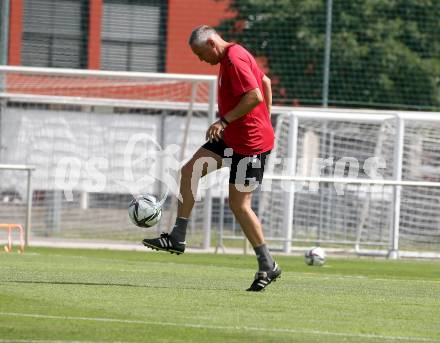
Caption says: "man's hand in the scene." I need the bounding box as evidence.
[205,120,225,143]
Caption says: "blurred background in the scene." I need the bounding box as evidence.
[1,0,439,110]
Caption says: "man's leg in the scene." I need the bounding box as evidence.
[228,184,281,291]
[143,147,222,254]
[169,147,222,243]
[178,147,222,218]
[228,185,264,247]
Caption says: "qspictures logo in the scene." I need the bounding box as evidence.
[54,135,386,201]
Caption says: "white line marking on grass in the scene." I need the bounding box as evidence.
[0,312,434,342]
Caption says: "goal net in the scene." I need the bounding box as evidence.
[258,109,440,256]
[0,66,217,248]
[1,66,439,257]
[399,115,440,251]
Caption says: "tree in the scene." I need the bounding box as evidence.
[216,0,440,110]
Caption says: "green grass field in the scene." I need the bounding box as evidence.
[1,247,440,343]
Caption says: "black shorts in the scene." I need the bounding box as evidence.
[202,139,271,187]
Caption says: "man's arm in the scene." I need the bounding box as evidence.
[223,88,263,123]
[205,88,263,142]
[261,75,272,118]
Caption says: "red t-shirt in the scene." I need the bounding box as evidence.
[218,44,274,155]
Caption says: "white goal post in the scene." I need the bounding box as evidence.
[257,108,440,258]
[0,65,217,249]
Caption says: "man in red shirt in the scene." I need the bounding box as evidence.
[143,25,281,292]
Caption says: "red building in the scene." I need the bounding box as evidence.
[5,0,232,76]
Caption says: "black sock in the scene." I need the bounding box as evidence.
[254,244,275,271]
[170,217,188,243]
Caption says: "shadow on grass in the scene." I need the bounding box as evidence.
[2,280,242,292]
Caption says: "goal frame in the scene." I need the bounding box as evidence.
[263,109,440,259]
[0,65,218,250]
[0,164,35,246]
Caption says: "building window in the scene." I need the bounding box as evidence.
[22,0,88,68]
[101,0,166,72]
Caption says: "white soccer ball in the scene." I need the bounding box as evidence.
[128,194,162,228]
[304,247,326,266]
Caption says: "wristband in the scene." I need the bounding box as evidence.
[220,117,229,126]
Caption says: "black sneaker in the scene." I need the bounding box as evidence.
[142,233,186,255]
[246,262,282,292]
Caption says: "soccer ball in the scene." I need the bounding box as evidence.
[304,247,326,266]
[128,194,162,228]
